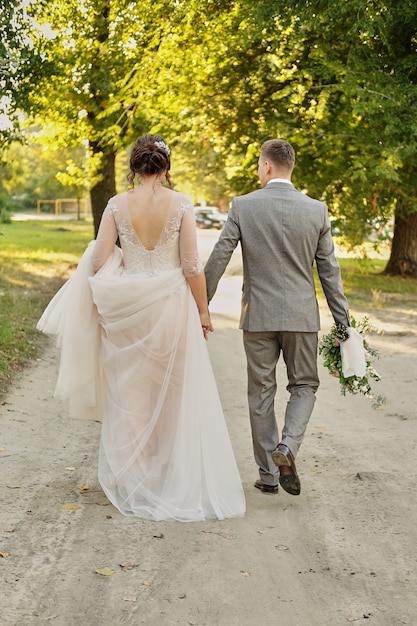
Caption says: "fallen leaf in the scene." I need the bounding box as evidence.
[61,503,81,510]
[95,567,115,576]
[96,500,110,506]
[310,467,318,473]
[64,467,75,471]
[119,561,135,571]
[275,544,290,551]
[240,571,250,577]
[346,617,359,622]
[5,527,15,533]
[178,593,186,599]
[0,552,10,558]
[142,580,153,586]
[257,530,268,535]
[123,595,137,602]
[189,622,197,625]
[6,484,20,489]
[315,425,326,429]
[79,485,90,491]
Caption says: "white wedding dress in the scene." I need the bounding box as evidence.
[37,191,245,522]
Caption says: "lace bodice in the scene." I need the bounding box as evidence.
[91,191,203,277]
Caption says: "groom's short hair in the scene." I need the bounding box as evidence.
[261,139,295,172]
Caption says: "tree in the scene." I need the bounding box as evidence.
[149,1,284,198]
[10,0,417,276]
[155,0,417,275]
[13,0,238,233]
[15,0,174,233]
[279,0,417,276]
[0,0,26,150]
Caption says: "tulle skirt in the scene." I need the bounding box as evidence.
[37,243,245,521]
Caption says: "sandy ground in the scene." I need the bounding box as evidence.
[1,230,417,626]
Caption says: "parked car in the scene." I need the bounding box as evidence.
[195,207,228,229]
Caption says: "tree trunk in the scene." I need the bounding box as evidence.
[89,142,116,237]
[384,208,417,277]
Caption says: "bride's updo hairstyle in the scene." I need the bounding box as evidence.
[128,133,172,188]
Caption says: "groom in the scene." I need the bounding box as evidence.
[204,139,350,496]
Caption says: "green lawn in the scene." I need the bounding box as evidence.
[0,219,94,396]
[315,255,417,309]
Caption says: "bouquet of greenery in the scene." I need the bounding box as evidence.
[318,316,386,409]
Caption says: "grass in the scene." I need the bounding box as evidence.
[338,256,417,308]
[0,219,94,397]
[0,220,416,399]
[314,253,417,310]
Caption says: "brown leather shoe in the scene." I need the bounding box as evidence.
[272,443,301,496]
[254,479,278,495]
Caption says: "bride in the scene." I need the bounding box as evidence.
[37,134,245,522]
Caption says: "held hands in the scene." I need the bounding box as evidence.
[200,310,213,340]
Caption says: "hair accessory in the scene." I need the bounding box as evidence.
[154,140,170,156]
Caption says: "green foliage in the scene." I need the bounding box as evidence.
[5,0,417,270]
[0,0,25,150]
[16,0,184,154]
[13,0,229,228]
[0,207,11,223]
[0,139,90,213]
[151,1,285,197]
[319,316,386,409]
[154,0,417,246]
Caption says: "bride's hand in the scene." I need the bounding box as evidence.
[200,311,213,340]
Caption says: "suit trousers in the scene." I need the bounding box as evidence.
[243,330,319,485]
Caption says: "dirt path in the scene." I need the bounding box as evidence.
[1,268,417,625]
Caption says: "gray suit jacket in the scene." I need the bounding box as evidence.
[204,182,350,332]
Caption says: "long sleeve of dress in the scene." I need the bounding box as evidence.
[91,205,118,273]
[179,202,204,277]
